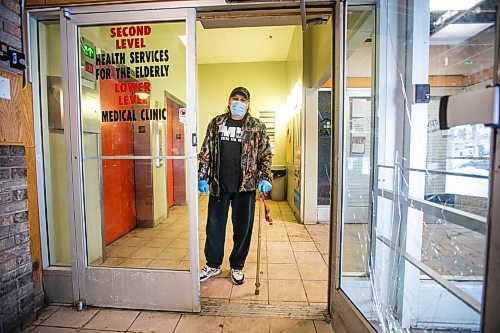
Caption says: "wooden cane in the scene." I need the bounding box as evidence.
[254,194,263,295]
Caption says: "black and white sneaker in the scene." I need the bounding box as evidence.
[230,268,245,285]
[200,265,221,282]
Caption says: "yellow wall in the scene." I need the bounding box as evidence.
[39,22,72,266]
[197,61,288,166]
[285,27,303,166]
[82,133,104,264]
[304,20,333,88]
[148,22,187,110]
[285,27,303,214]
[47,133,71,265]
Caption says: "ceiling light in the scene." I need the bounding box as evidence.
[430,0,482,11]
[179,35,187,47]
[136,92,150,100]
[430,23,493,45]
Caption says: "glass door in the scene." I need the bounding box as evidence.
[331,0,500,332]
[61,6,199,311]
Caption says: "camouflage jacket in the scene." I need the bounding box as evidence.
[198,112,273,197]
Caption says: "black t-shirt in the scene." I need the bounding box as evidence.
[219,118,243,192]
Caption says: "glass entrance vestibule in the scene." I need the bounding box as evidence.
[28,0,335,313]
[26,1,500,332]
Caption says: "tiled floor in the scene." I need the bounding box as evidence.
[91,192,483,312]
[60,193,483,333]
[26,305,334,333]
[200,198,329,306]
[98,196,331,306]
[98,204,192,270]
[27,196,484,333]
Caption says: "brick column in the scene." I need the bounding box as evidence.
[0,146,35,333]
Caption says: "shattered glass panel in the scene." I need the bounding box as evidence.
[421,217,486,278]
[340,1,494,332]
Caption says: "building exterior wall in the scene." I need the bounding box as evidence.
[1,0,43,331]
[0,146,35,333]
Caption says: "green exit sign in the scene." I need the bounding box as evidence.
[83,44,95,59]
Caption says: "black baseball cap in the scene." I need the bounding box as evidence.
[229,87,250,101]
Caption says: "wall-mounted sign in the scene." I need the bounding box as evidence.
[80,37,96,85]
[85,62,94,74]
[82,43,95,59]
[351,136,366,155]
[179,107,186,123]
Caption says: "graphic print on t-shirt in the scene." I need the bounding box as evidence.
[219,123,242,142]
[218,118,243,192]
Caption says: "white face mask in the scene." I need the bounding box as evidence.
[230,101,247,117]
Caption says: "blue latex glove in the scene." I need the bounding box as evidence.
[198,180,209,193]
[258,180,272,194]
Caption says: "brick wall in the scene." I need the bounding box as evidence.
[0,146,35,333]
[1,0,40,330]
[0,0,23,73]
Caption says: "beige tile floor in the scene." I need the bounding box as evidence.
[98,196,331,306]
[98,204,192,270]
[29,197,483,332]
[200,198,329,306]
[26,305,334,333]
[84,192,483,333]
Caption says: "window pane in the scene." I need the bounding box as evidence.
[78,22,190,270]
[317,89,331,205]
[38,21,71,267]
[340,6,375,284]
[340,2,494,331]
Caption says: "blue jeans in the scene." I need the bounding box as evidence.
[204,191,256,270]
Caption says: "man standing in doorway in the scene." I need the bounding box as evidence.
[198,87,273,285]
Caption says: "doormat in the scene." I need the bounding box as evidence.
[200,299,328,320]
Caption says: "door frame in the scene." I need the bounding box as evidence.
[27,0,339,315]
[329,1,376,332]
[482,4,500,332]
[329,1,500,332]
[59,6,200,311]
[27,0,500,329]
[27,8,77,304]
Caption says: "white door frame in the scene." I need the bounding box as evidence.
[329,1,376,331]
[60,6,200,311]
